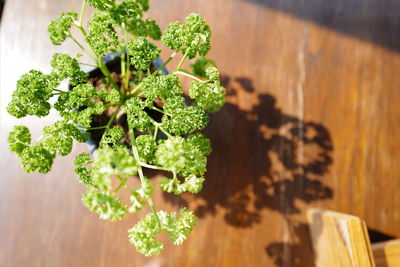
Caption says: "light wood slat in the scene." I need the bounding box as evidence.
[308,208,375,267]
[372,239,400,267]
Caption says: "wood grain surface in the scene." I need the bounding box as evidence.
[1,0,400,266]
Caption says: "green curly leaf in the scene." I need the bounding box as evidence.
[7,70,56,118]
[8,126,31,156]
[162,13,211,59]
[85,12,120,56]
[128,208,197,256]
[20,145,55,173]
[127,37,160,70]
[48,12,77,45]
[74,152,93,186]
[50,53,88,85]
[82,189,127,221]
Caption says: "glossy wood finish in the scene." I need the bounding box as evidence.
[1,0,400,266]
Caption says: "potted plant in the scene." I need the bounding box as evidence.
[6,0,225,257]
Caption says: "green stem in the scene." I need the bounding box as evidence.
[78,0,87,26]
[124,25,131,91]
[120,24,127,92]
[113,176,128,194]
[50,93,63,97]
[121,52,126,91]
[53,88,66,93]
[155,51,177,74]
[98,57,120,91]
[85,125,107,130]
[115,175,124,182]
[153,125,158,141]
[151,121,172,138]
[176,49,189,70]
[73,24,119,91]
[150,106,170,116]
[128,126,161,227]
[34,135,46,143]
[17,140,31,146]
[106,106,120,129]
[175,70,205,83]
[68,34,97,62]
[140,162,169,171]
[79,62,97,67]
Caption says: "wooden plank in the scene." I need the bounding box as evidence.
[308,208,375,267]
[372,240,400,267]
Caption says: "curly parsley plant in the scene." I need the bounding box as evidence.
[7,0,225,257]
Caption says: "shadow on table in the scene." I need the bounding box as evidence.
[266,222,315,267]
[240,0,400,52]
[160,76,333,266]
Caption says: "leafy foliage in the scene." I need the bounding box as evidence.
[128,208,197,256]
[86,12,120,56]
[141,74,182,101]
[51,53,88,86]
[87,0,115,11]
[99,126,124,147]
[155,136,207,176]
[136,134,156,163]
[7,70,55,118]
[8,126,31,156]
[127,37,160,70]
[190,57,216,78]
[8,0,225,257]
[48,12,77,45]
[21,145,55,173]
[189,67,226,112]
[74,152,93,186]
[162,13,211,59]
[82,189,127,221]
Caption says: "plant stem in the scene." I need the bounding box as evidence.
[85,125,107,130]
[53,88,66,93]
[124,25,131,91]
[140,162,169,171]
[79,62,97,68]
[151,121,172,138]
[128,126,161,227]
[115,175,124,182]
[155,51,177,74]
[150,106,168,115]
[153,125,158,141]
[176,49,189,70]
[106,106,121,129]
[120,24,127,92]
[73,23,119,91]
[113,176,128,194]
[34,135,45,143]
[68,34,97,62]
[16,140,31,146]
[78,0,87,26]
[98,57,120,91]
[174,70,205,83]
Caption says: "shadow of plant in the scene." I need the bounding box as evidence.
[160,76,334,265]
[266,222,315,267]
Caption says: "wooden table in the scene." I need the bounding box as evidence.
[1,0,400,266]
